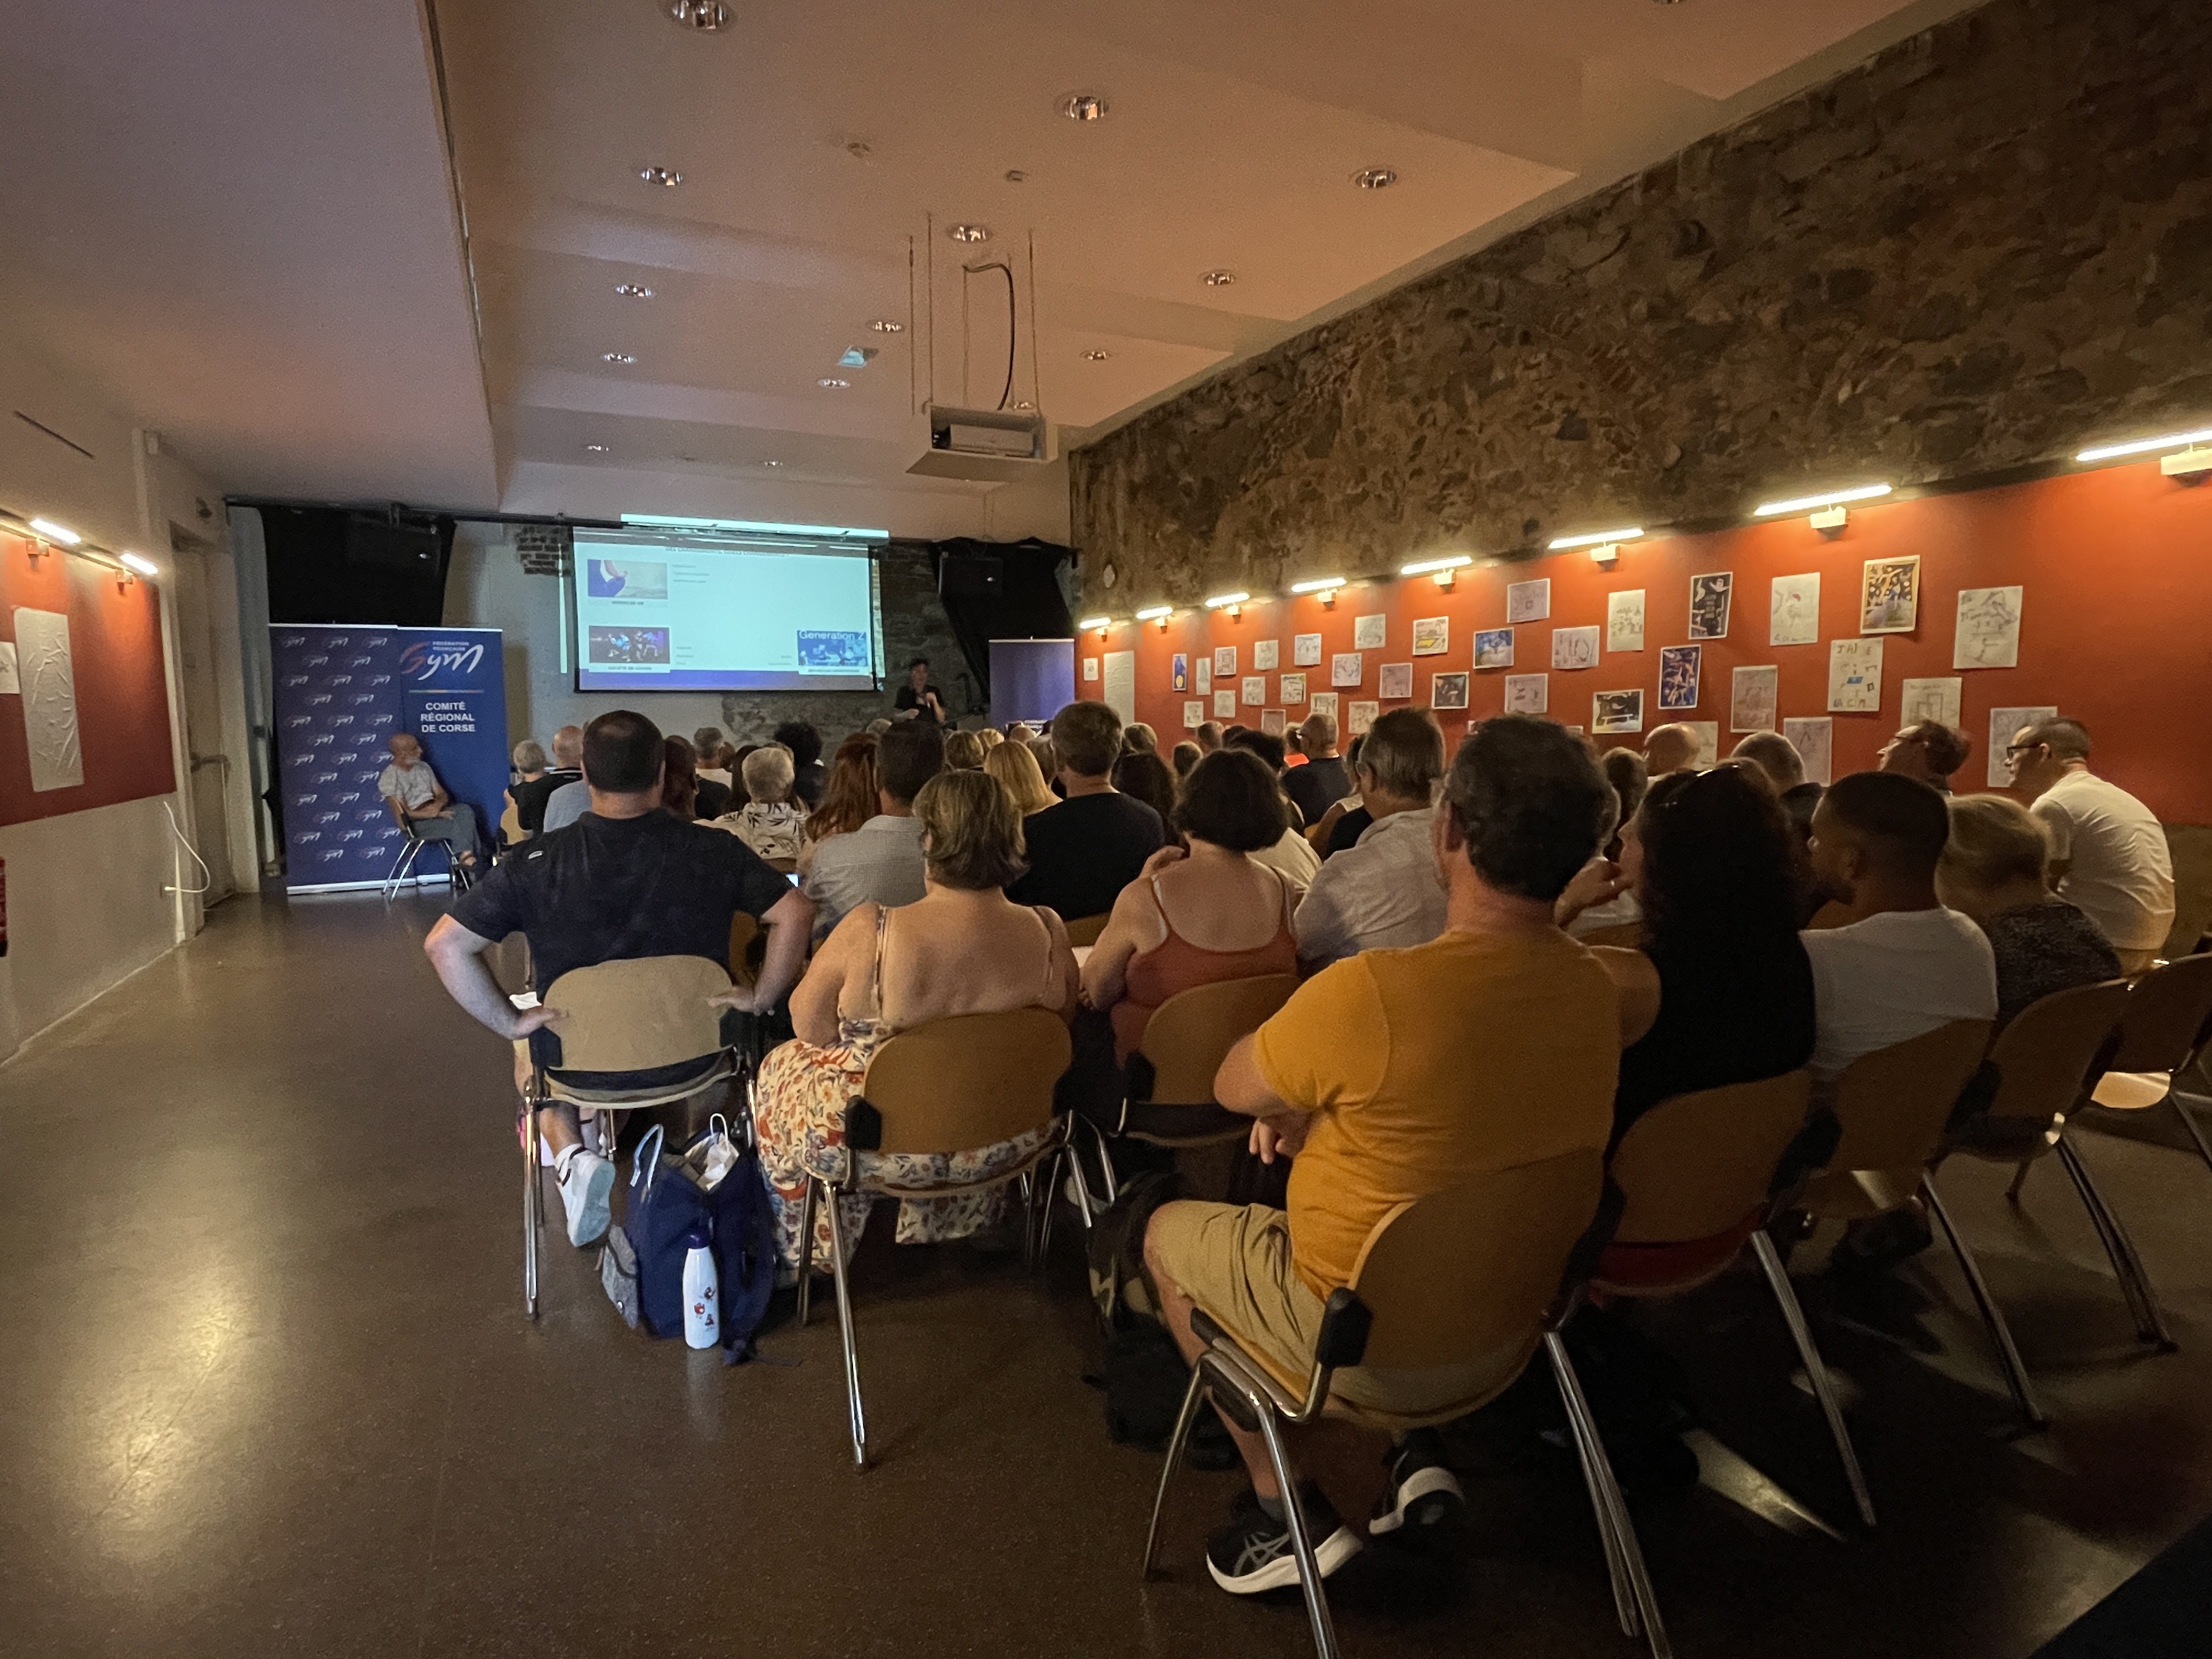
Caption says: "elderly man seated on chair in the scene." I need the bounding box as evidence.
[379,731,484,877]
[422,709,812,1247]
[1143,715,1650,1598]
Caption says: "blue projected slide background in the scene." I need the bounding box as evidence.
[571,526,882,692]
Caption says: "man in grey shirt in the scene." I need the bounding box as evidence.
[541,772,591,832]
[804,721,944,940]
[1293,710,1447,968]
[377,731,484,872]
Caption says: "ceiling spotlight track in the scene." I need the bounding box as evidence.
[639,165,682,187]
[1059,92,1109,122]
[665,1,730,29]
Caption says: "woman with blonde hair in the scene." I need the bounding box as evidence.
[984,737,1059,817]
[753,769,1079,1276]
[799,733,880,877]
[943,727,989,770]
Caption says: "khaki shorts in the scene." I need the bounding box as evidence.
[1148,1201,1535,1419]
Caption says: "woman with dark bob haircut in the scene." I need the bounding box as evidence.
[752,767,1080,1278]
[1083,748,1297,1059]
[1557,764,1815,1142]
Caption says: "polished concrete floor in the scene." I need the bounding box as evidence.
[3,892,2210,1658]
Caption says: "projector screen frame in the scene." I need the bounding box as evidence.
[567,520,888,695]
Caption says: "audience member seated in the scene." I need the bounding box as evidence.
[943,728,989,770]
[977,727,1006,752]
[715,743,807,862]
[1938,794,2122,1028]
[1142,714,1634,1592]
[1559,766,1815,1144]
[1111,747,1179,826]
[693,768,733,821]
[774,720,827,808]
[422,710,811,1246]
[503,740,548,841]
[1124,721,1159,755]
[512,724,583,836]
[1800,772,1996,1085]
[696,736,733,790]
[661,735,702,819]
[1226,728,1323,892]
[1194,720,1224,755]
[1732,731,1823,840]
[1642,723,1699,777]
[984,736,1059,816]
[1171,741,1202,782]
[2008,716,2175,973]
[1283,713,1351,829]
[379,732,484,873]
[893,655,951,726]
[1599,747,1648,859]
[1879,719,1971,795]
[1083,748,1300,1061]
[1007,702,1166,923]
[692,725,724,766]
[804,722,943,940]
[1293,710,1447,967]
[799,735,879,879]
[753,770,1077,1278]
[1024,733,1059,787]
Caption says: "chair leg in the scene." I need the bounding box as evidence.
[822,1187,867,1468]
[1037,1154,1059,1264]
[2005,1159,2035,1201]
[2054,1136,2176,1351]
[1082,1114,1120,1210]
[1750,1230,1877,1529]
[1252,1404,1342,1659]
[795,1177,819,1329]
[1065,1138,1100,1232]
[1547,1331,1669,1657]
[1920,1176,2049,1428]
[1141,1363,1210,1577]
[522,1102,540,1319]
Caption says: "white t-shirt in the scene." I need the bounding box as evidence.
[2030,770,2175,952]
[377,760,440,811]
[1294,807,1448,964]
[1801,907,1997,1082]
[1248,825,1321,899]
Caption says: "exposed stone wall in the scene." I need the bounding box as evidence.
[1070,0,2212,604]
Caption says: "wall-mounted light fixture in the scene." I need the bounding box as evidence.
[1077,614,1111,639]
[1752,483,1891,534]
[1203,590,1249,620]
[28,516,80,545]
[1135,605,1173,630]
[2076,425,2212,467]
[1549,526,1644,567]
[121,552,159,577]
[1291,575,1346,608]
[1401,554,1471,589]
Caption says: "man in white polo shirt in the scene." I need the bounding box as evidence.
[2008,716,2175,973]
[378,731,484,876]
[1293,709,1448,967]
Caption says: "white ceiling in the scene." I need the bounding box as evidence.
[0,0,1978,527]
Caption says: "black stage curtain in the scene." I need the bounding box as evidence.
[927,535,1074,703]
[262,505,455,626]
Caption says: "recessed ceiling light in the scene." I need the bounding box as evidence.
[1059,92,1109,122]
[584,443,610,453]
[1351,167,1398,190]
[602,352,635,364]
[868,318,905,333]
[614,283,654,299]
[817,377,851,389]
[1082,349,1111,362]
[665,0,729,28]
[760,459,783,467]
[1200,269,1235,287]
[1003,169,1028,184]
[639,166,682,188]
[948,223,991,244]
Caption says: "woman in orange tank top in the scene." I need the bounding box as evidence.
[1082,749,1299,1060]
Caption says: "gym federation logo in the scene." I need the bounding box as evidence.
[398,640,486,682]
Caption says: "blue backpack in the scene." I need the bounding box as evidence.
[619,1121,780,1362]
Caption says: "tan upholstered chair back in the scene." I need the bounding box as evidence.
[860,1008,1072,1155]
[1344,1150,1602,1371]
[1607,1073,1812,1244]
[499,802,528,843]
[1825,1019,1993,1173]
[1985,981,2130,1121]
[2107,954,2212,1073]
[540,955,731,1073]
[727,913,764,985]
[1062,913,1110,947]
[1139,974,1299,1105]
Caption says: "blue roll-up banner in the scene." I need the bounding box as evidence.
[270,624,509,891]
[988,637,1076,727]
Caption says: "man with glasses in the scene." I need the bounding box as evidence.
[2007,717,2174,973]
[1878,720,1971,794]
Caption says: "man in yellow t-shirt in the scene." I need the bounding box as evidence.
[1144,714,1628,1599]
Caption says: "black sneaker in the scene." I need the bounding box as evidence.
[1206,1483,1363,1595]
[1369,1428,1465,1536]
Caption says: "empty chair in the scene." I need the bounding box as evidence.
[792,1007,1071,1467]
[1146,1151,1673,1659]
[1947,980,2166,1349]
[521,954,740,1317]
[1595,1071,1875,1528]
[2083,953,2212,1169]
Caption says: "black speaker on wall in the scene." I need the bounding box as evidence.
[937,551,1003,600]
[261,505,454,626]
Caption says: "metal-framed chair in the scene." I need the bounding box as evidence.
[2080,953,2212,1170]
[520,954,740,1317]
[1595,1070,1875,1528]
[1146,1151,1674,1659]
[793,1007,1073,1467]
[382,814,465,901]
[1944,980,2164,1349]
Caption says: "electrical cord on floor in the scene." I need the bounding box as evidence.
[162,799,213,896]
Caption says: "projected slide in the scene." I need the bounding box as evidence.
[571,524,882,692]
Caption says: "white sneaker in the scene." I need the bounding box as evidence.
[556,1149,616,1247]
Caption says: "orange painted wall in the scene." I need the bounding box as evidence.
[1079,456,2212,824]
[0,529,176,827]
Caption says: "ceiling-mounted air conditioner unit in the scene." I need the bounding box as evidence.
[907,403,1055,482]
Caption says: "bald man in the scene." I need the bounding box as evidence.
[511,724,583,834]
[1644,723,1699,776]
